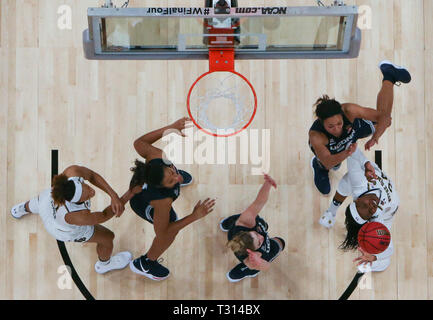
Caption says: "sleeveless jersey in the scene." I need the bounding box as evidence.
[37,188,93,242]
[344,150,399,229]
[309,116,375,155]
[361,166,399,229]
[228,216,271,263]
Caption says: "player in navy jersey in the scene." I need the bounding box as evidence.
[219,174,285,282]
[128,117,216,281]
[309,60,411,198]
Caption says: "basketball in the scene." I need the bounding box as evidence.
[358,222,391,254]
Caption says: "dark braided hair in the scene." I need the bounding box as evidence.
[314,95,344,122]
[339,205,366,251]
[129,159,166,189]
[51,174,76,206]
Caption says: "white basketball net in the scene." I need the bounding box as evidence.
[188,72,256,136]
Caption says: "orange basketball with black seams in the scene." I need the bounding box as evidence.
[357,222,391,254]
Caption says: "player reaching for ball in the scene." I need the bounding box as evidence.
[320,148,399,273]
[219,174,285,282]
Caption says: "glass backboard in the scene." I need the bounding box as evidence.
[83,6,361,60]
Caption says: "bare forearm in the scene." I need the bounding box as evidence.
[89,171,118,199]
[136,124,173,146]
[94,190,134,224]
[320,151,349,170]
[164,213,197,235]
[251,182,272,211]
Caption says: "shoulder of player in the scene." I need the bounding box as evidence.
[341,103,358,122]
[309,130,328,145]
[150,197,173,208]
[235,216,255,229]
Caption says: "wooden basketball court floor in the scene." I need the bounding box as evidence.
[1,0,432,300]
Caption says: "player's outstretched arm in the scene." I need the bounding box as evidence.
[63,165,124,216]
[133,117,192,161]
[152,197,216,238]
[237,174,276,227]
[65,189,136,226]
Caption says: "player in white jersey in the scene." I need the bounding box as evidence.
[319,149,399,272]
[10,165,139,274]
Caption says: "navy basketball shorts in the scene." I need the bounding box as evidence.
[130,198,178,224]
[355,119,376,139]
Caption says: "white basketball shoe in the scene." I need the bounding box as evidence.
[10,201,30,219]
[319,209,336,229]
[95,251,133,274]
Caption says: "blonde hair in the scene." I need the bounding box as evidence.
[227,231,255,258]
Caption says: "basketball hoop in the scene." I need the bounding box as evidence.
[187,48,257,138]
[187,10,257,138]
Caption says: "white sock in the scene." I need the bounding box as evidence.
[98,258,111,265]
[328,200,342,216]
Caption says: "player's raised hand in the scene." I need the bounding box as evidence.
[263,174,277,189]
[246,249,263,269]
[170,117,193,137]
[111,195,125,217]
[364,162,378,182]
[353,247,377,266]
[191,198,216,220]
[365,137,378,151]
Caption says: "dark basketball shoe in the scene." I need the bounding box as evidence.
[311,156,331,195]
[179,170,193,187]
[379,60,411,85]
[226,263,260,282]
[274,237,286,252]
[219,214,241,232]
[129,255,170,281]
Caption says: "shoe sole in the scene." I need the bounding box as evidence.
[379,60,405,70]
[129,260,169,281]
[10,209,21,219]
[318,217,333,229]
[378,60,411,83]
[226,271,260,283]
[179,171,193,187]
[10,206,27,219]
[219,218,229,232]
[318,212,335,229]
[95,252,133,274]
